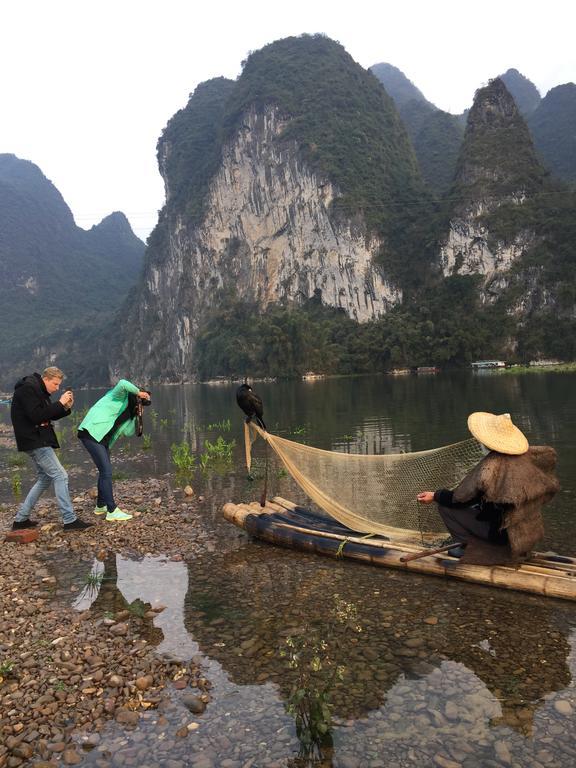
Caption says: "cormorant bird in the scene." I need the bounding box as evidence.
[236,383,266,430]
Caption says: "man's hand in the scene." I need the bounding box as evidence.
[59,390,74,409]
[417,491,435,504]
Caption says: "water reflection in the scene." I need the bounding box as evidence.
[54,537,576,765]
[182,546,574,732]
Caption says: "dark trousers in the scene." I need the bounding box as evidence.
[79,437,116,512]
[438,505,493,544]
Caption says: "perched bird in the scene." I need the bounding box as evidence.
[236,383,266,430]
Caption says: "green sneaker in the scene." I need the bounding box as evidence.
[94,504,108,515]
[105,508,133,522]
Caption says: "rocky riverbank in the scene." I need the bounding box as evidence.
[0,478,218,767]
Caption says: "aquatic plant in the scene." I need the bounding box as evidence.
[199,436,235,471]
[141,434,152,450]
[281,595,361,760]
[171,440,196,473]
[83,572,104,588]
[206,418,232,432]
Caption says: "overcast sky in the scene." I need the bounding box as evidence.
[2,0,574,241]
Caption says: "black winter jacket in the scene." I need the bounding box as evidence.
[10,373,69,451]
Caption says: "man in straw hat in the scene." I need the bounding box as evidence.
[417,412,559,565]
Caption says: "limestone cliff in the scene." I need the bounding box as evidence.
[171,106,400,320]
[117,107,402,381]
[116,35,427,381]
[439,79,547,311]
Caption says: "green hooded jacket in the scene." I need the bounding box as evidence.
[78,379,140,447]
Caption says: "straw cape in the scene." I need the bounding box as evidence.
[467,412,529,455]
[448,445,560,565]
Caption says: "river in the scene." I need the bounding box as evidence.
[1,370,576,766]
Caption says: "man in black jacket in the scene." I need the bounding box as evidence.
[11,366,92,531]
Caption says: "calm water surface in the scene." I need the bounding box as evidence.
[2,371,576,766]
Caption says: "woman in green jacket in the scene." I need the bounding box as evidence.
[78,379,150,521]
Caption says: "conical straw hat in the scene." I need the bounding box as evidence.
[467,412,529,455]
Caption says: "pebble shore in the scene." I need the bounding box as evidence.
[0,478,216,767]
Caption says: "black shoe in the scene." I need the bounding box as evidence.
[63,518,94,531]
[448,546,466,558]
[12,520,38,530]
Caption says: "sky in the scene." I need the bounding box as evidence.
[2,0,575,241]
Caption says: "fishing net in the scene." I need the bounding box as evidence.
[244,423,485,541]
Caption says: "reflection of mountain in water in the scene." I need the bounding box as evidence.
[181,545,572,730]
[56,540,573,738]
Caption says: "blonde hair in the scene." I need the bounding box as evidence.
[42,366,65,381]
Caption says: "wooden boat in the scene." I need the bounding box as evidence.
[223,497,576,602]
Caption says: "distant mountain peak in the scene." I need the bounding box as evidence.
[370,62,436,110]
[499,68,541,116]
[90,211,138,237]
[454,77,546,201]
[528,82,576,182]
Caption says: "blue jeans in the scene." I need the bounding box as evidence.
[79,437,116,512]
[16,447,76,525]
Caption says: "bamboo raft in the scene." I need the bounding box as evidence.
[223,497,576,602]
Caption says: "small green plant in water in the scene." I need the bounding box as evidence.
[141,434,152,450]
[206,418,232,432]
[84,572,104,588]
[281,595,361,761]
[200,436,235,471]
[171,441,196,473]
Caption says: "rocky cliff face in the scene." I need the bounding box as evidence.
[439,79,546,309]
[167,106,399,321]
[118,107,402,381]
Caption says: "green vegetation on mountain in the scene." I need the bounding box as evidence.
[127,43,576,381]
[227,36,426,237]
[451,78,547,205]
[528,84,576,183]
[0,154,144,383]
[159,77,236,225]
[370,62,434,109]
[399,101,464,195]
[195,278,513,379]
[156,34,437,287]
[194,75,576,375]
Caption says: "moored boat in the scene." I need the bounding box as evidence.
[223,497,576,601]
